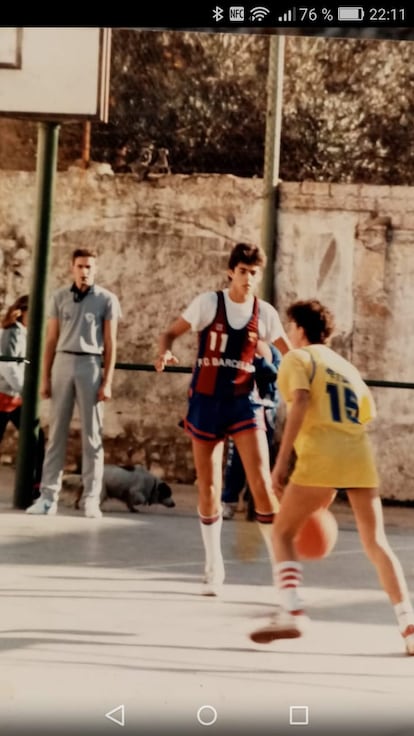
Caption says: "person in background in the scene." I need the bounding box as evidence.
[222,343,281,521]
[0,295,45,499]
[26,248,122,518]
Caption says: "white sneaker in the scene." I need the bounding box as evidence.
[222,503,236,520]
[402,624,414,655]
[26,497,57,516]
[84,500,103,519]
[249,609,304,644]
[201,559,225,596]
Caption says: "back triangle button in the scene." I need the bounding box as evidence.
[105,704,125,727]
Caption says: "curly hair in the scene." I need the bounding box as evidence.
[286,299,334,344]
[2,294,29,329]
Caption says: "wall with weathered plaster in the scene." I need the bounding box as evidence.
[277,182,414,500]
[0,171,413,499]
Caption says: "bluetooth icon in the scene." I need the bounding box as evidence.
[212,6,224,20]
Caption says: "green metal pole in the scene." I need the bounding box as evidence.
[13,121,60,509]
[260,35,285,304]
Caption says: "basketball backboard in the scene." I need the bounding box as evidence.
[0,27,111,121]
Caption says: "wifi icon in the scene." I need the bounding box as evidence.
[250,5,270,21]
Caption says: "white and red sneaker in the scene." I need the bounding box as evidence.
[249,608,306,644]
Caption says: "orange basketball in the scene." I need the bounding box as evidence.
[294,508,338,560]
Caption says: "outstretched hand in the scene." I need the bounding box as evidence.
[154,350,179,372]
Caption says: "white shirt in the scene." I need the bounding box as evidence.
[0,323,27,396]
[182,289,285,343]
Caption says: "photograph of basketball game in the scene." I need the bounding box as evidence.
[0,18,413,736]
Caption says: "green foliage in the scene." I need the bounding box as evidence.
[2,30,414,184]
[92,30,269,177]
[281,36,414,183]
[92,30,414,183]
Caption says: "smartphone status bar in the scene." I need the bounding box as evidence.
[0,7,411,28]
[210,5,409,26]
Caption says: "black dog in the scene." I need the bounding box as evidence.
[101,464,175,512]
[68,464,175,513]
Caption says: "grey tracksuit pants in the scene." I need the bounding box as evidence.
[40,353,104,504]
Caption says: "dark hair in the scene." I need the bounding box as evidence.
[72,248,97,262]
[286,299,334,344]
[228,242,267,271]
[2,294,29,328]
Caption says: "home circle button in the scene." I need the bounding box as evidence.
[197,705,218,726]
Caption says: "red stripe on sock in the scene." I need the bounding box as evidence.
[200,514,220,525]
[255,512,274,524]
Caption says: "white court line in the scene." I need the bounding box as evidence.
[137,542,414,570]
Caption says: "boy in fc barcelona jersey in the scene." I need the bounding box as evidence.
[249,299,414,656]
[155,242,290,595]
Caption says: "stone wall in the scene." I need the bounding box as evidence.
[277,183,414,500]
[0,170,413,499]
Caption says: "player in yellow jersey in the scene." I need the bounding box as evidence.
[250,299,414,656]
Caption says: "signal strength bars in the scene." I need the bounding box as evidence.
[277,6,296,21]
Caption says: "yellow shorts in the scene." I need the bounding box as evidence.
[291,431,379,488]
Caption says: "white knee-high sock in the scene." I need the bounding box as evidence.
[199,509,223,573]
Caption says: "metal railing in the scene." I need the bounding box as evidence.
[1,355,413,388]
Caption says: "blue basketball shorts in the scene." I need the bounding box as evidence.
[184,393,266,442]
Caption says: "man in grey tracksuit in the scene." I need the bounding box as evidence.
[26,248,121,518]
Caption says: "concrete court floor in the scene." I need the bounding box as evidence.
[0,465,413,736]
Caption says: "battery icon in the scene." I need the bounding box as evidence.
[337,6,364,20]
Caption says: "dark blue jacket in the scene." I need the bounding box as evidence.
[253,344,281,406]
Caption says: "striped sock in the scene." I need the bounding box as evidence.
[275,560,304,614]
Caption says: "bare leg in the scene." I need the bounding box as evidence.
[274,483,335,610]
[347,488,414,654]
[250,483,335,643]
[273,483,336,562]
[192,439,224,517]
[252,484,414,651]
[347,488,409,604]
[232,429,279,566]
[233,429,277,515]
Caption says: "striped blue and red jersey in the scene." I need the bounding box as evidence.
[189,291,259,399]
